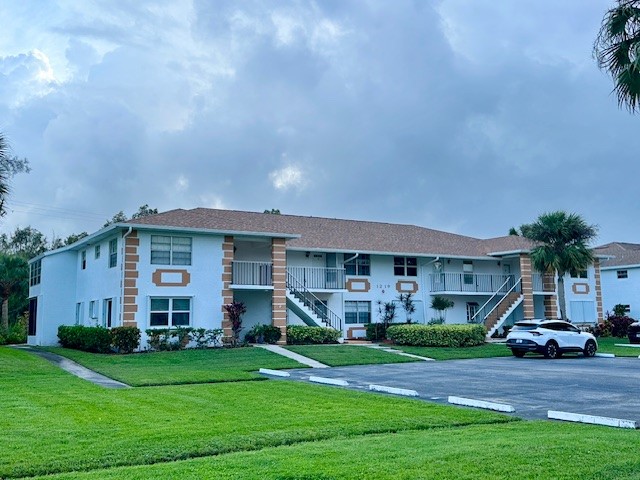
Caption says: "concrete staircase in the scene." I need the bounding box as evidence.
[285,292,331,328]
[485,292,523,338]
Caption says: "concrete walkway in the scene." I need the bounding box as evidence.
[358,344,435,361]
[254,344,329,368]
[12,345,130,389]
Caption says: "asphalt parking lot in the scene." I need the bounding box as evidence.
[281,356,640,422]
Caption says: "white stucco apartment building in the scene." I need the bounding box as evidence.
[27,208,605,346]
[594,242,640,319]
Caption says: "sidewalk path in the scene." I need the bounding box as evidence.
[254,344,329,368]
[11,345,130,389]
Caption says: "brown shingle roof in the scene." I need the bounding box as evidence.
[594,242,640,268]
[127,208,536,257]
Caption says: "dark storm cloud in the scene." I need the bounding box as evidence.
[0,0,635,245]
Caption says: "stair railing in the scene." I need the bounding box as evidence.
[470,276,522,324]
[286,271,343,331]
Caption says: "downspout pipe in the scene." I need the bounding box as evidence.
[119,227,133,327]
[343,253,359,264]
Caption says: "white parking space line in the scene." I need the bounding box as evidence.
[548,410,637,429]
[448,396,515,413]
[595,353,615,358]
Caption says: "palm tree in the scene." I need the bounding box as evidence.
[0,133,9,217]
[0,254,28,331]
[594,0,640,113]
[520,212,598,321]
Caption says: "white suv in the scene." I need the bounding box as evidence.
[506,320,598,359]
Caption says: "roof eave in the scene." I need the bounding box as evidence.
[119,222,300,240]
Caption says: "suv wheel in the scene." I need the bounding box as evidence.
[544,341,559,359]
[584,340,597,357]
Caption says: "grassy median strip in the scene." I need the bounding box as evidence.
[45,346,303,386]
[393,342,512,360]
[285,345,421,366]
[595,337,640,357]
[31,422,640,480]
[0,347,513,479]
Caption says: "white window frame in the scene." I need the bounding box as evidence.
[81,250,86,270]
[95,245,101,259]
[344,301,371,324]
[151,236,192,266]
[109,239,118,268]
[148,297,192,328]
[30,259,41,286]
[75,302,84,325]
[89,300,98,319]
[466,302,479,322]
[394,257,417,277]
[570,269,588,279]
[463,260,473,285]
[344,254,370,276]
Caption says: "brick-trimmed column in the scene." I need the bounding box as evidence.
[272,238,287,344]
[519,254,535,319]
[122,230,139,327]
[594,258,604,323]
[543,273,557,319]
[221,236,234,338]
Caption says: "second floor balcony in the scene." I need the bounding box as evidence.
[231,261,345,290]
[429,273,518,294]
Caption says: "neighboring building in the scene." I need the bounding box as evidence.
[27,208,605,347]
[593,242,640,319]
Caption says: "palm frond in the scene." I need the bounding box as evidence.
[594,1,640,112]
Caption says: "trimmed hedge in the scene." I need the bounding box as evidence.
[111,326,141,353]
[245,324,282,344]
[365,323,387,341]
[58,325,114,353]
[58,325,142,353]
[386,323,486,347]
[286,325,341,345]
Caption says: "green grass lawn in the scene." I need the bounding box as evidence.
[285,344,422,366]
[0,346,512,479]
[45,346,303,386]
[31,422,640,480]
[6,344,640,480]
[597,336,640,357]
[392,342,512,360]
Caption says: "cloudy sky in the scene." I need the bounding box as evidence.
[0,1,636,245]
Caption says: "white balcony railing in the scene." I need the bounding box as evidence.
[232,261,272,286]
[286,266,346,290]
[231,263,346,290]
[429,273,518,293]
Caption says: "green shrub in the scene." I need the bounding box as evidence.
[286,325,341,345]
[58,325,113,353]
[365,323,387,341]
[245,324,282,344]
[111,326,141,353]
[191,328,224,348]
[145,327,195,351]
[386,323,486,347]
[1,314,28,344]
